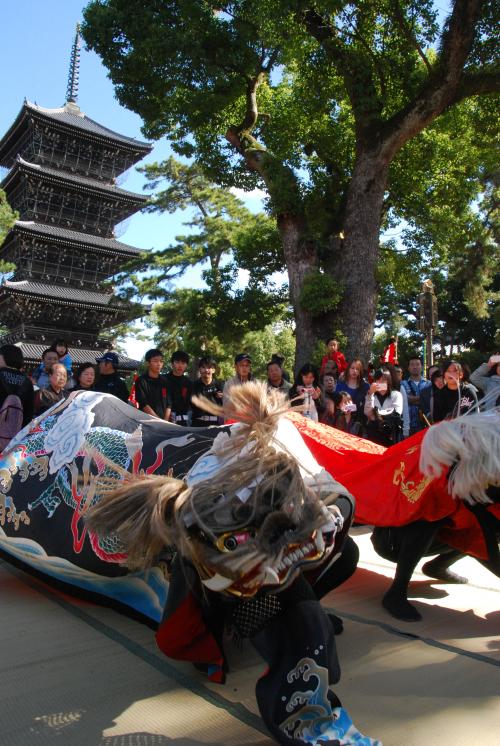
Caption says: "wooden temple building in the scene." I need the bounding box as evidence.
[0,26,152,371]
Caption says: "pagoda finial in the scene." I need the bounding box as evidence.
[65,23,81,104]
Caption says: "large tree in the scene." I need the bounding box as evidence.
[82,0,499,366]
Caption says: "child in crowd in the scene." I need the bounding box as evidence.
[320,338,347,376]
[52,339,73,376]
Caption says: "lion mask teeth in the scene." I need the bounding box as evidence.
[202,573,234,591]
[315,530,325,553]
[263,565,280,585]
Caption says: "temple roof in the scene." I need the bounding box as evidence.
[1,157,148,204]
[0,101,151,161]
[2,279,129,310]
[15,342,140,371]
[7,221,143,256]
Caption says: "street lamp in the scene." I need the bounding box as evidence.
[418,279,438,369]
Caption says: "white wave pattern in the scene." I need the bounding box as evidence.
[0,526,168,622]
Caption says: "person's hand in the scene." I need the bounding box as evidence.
[368,382,378,395]
[216,390,224,399]
[488,354,500,368]
[312,387,321,400]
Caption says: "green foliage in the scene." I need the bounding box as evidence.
[153,316,295,381]
[299,272,342,317]
[233,323,296,380]
[377,158,499,355]
[0,188,16,241]
[115,156,288,353]
[0,188,17,276]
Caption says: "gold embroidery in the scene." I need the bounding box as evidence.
[405,445,420,455]
[0,449,21,493]
[393,460,433,503]
[287,412,386,455]
[0,494,31,530]
[18,455,49,483]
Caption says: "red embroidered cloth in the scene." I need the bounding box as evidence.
[288,412,499,560]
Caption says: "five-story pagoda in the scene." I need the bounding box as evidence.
[0,25,152,369]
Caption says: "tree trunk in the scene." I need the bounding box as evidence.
[277,213,318,372]
[335,149,389,364]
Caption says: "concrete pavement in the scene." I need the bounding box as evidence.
[1,528,499,745]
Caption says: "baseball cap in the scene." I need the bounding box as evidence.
[96,351,119,366]
[235,353,251,364]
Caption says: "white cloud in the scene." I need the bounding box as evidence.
[237,268,250,286]
[230,186,267,210]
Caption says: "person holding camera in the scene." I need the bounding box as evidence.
[364,370,403,446]
[289,363,322,422]
[470,354,500,409]
[331,391,362,435]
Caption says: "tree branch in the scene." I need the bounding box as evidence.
[452,68,500,103]
[391,0,432,73]
[301,7,384,138]
[381,0,487,161]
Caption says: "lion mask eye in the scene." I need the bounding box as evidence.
[215,530,253,553]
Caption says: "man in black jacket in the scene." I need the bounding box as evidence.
[166,350,192,426]
[191,356,224,427]
[135,348,172,420]
[94,352,129,402]
[0,344,34,426]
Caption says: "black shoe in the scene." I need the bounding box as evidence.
[422,559,468,584]
[382,591,422,622]
[327,611,344,634]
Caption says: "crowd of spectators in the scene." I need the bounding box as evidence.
[0,337,498,452]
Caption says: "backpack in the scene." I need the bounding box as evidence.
[374,407,403,443]
[0,394,23,452]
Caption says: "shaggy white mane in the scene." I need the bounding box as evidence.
[419,409,500,504]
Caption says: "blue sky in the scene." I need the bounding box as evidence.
[0,0,266,359]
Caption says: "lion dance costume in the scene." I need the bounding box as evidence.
[87,382,381,745]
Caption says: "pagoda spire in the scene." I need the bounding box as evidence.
[65,23,81,105]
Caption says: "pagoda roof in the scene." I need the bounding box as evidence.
[2,279,130,310]
[15,342,140,371]
[1,157,148,204]
[0,101,151,161]
[7,221,143,257]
